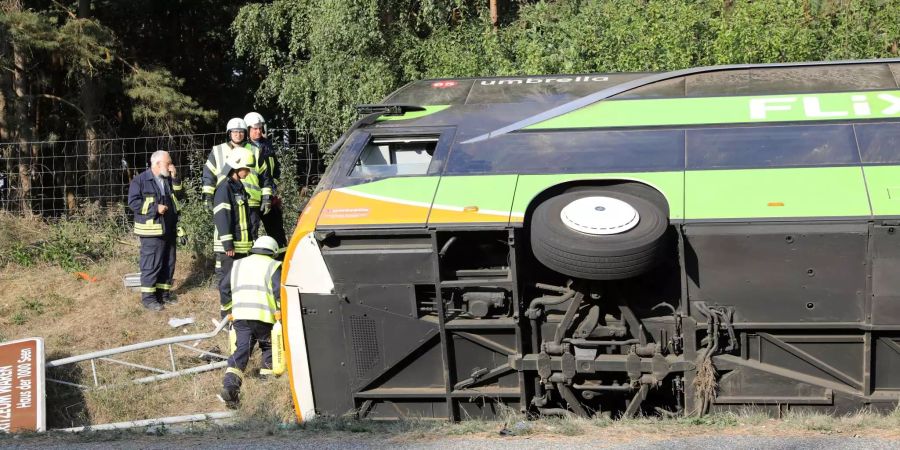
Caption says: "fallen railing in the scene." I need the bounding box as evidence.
[46,319,230,389]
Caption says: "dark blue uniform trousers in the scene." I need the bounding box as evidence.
[223,320,274,393]
[139,236,176,305]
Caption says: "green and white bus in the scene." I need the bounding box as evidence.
[282,58,900,420]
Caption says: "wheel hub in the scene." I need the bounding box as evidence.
[560,196,640,235]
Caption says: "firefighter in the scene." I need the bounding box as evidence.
[202,118,271,236]
[243,112,287,259]
[219,235,282,409]
[127,150,185,311]
[213,149,256,319]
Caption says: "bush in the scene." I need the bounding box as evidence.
[0,209,124,272]
[177,175,215,259]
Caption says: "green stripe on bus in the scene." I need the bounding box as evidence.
[685,167,870,219]
[432,175,518,213]
[528,90,900,130]
[337,166,878,222]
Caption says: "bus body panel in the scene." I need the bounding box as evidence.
[317,177,439,228]
[428,175,518,225]
[684,167,871,220]
[863,165,900,216]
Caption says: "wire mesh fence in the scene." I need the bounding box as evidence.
[0,129,323,226]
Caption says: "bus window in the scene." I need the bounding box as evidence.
[856,122,900,164]
[468,73,646,104]
[614,64,898,100]
[613,76,685,99]
[747,65,897,94]
[684,70,750,97]
[383,80,475,105]
[349,136,438,178]
[446,129,684,174]
[687,124,859,170]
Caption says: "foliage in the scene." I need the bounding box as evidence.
[233,0,900,149]
[176,174,215,259]
[0,1,217,140]
[56,17,117,77]
[0,9,58,54]
[0,209,123,272]
[126,68,217,135]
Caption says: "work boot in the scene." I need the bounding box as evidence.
[160,292,178,305]
[217,388,240,409]
[142,300,164,312]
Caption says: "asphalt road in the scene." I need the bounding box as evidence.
[2,435,899,449]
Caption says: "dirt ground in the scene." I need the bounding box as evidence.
[0,214,284,428]
[4,411,900,449]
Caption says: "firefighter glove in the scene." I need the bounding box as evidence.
[261,194,272,215]
[203,193,214,211]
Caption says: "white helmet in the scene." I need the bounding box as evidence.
[225,148,254,171]
[226,118,247,134]
[243,112,266,135]
[251,236,279,255]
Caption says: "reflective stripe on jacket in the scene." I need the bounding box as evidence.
[230,254,282,323]
[213,177,253,253]
[201,142,271,206]
[127,169,183,237]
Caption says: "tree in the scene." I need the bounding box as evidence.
[0,0,217,213]
[234,0,900,152]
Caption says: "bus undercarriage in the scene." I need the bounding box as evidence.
[299,219,900,419]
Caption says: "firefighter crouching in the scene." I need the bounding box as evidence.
[219,235,282,408]
[127,150,185,311]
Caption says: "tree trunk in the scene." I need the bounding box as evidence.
[0,2,12,211]
[12,39,33,215]
[490,0,499,30]
[79,0,101,208]
[0,11,12,142]
[0,52,9,211]
[0,64,7,143]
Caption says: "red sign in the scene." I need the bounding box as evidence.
[0,338,45,433]
[431,81,458,88]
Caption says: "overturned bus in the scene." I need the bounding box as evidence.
[281,58,900,420]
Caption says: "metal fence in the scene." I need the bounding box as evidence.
[0,129,322,221]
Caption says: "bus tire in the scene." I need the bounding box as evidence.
[530,187,668,280]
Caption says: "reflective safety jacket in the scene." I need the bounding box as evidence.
[230,253,282,324]
[127,169,184,237]
[201,141,272,207]
[213,177,254,254]
[251,137,280,188]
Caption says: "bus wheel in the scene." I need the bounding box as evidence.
[530,187,668,280]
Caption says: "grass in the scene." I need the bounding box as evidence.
[10,408,900,448]
[1,213,900,444]
[0,212,237,428]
